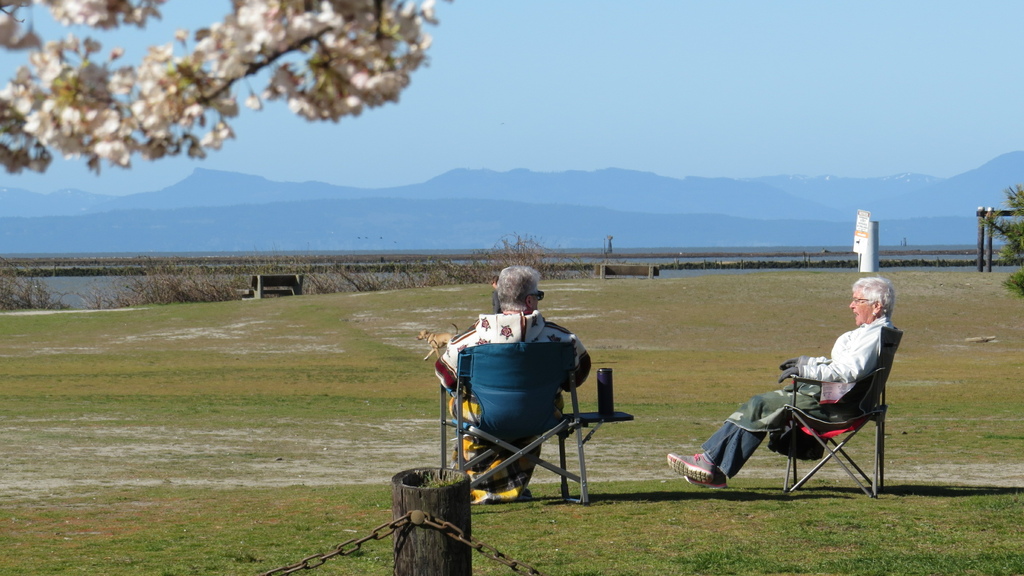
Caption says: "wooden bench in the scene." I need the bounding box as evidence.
[595,264,659,279]
[241,274,304,299]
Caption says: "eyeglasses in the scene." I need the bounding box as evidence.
[532,291,544,301]
[851,298,872,304]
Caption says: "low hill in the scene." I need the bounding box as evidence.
[2,152,1021,252]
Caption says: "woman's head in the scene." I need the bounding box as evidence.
[850,276,895,324]
[497,266,541,313]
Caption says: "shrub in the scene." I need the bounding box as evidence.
[0,259,66,310]
[97,259,247,307]
[482,233,588,280]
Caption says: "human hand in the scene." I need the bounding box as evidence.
[778,366,800,383]
[779,355,811,370]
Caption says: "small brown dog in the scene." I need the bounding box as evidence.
[417,324,458,361]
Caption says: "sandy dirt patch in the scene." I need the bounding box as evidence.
[2,417,1020,501]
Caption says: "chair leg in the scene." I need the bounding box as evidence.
[833,441,873,482]
[440,427,447,469]
[462,425,580,494]
[820,438,875,497]
[784,415,877,497]
[574,423,590,505]
[558,432,571,501]
[784,423,798,493]
[440,392,448,469]
[455,418,598,505]
[875,416,885,496]
[787,444,835,493]
[455,430,465,470]
[556,423,590,505]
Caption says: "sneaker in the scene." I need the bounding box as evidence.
[667,453,728,489]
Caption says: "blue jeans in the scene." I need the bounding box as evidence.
[701,422,766,478]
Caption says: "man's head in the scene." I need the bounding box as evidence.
[496,266,542,313]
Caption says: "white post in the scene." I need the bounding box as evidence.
[859,221,879,273]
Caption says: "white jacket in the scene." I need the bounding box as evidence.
[799,316,894,383]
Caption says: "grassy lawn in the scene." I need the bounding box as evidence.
[1,271,1022,575]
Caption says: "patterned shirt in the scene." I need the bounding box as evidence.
[434,310,591,391]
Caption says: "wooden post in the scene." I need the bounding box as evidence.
[977,208,1014,272]
[977,207,986,272]
[391,468,471,576]
[987,228,994,272]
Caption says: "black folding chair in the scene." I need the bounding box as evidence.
[783,326,903,497]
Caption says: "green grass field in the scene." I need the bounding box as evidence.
[2,271,1023,575]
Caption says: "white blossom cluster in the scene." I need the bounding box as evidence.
[0,0,442,174]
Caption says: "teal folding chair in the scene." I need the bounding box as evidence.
[783,326,903,497]
[439,342,632,504]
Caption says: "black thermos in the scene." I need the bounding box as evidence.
[597,368,614,415]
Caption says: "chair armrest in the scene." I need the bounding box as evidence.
[789,376,824,405]
[576,411,635,425]
[790,369,883,405]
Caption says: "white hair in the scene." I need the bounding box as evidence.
[853,276,896,317]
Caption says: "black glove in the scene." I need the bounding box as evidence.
[779,355,811,370]
[778,366,799,383]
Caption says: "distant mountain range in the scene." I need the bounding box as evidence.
[2,152,1021,253]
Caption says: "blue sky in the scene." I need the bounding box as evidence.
[3,1,1024,196]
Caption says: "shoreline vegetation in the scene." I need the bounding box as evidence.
[0,244,1002,311]
[1,248,988,277]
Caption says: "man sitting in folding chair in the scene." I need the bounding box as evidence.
[668,276,897,490]
[434,265,591,504]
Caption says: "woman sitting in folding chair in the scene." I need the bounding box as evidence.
[668,276,897,489]
[434,266,591,504]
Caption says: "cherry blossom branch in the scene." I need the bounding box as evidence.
[0,0,443,174]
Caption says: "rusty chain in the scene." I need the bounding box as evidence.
[412,509,549,575]
[257,509,551,576]
[257,514,409,576]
